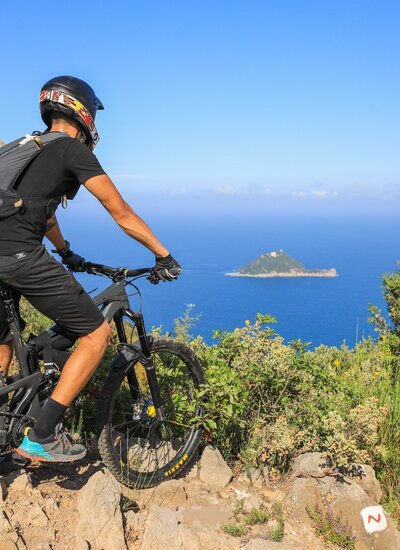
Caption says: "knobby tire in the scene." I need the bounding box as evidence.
[96,337,204,489]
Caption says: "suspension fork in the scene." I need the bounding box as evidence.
[131,312,166,422]
[0,287,32,378]
[114,311,140,402]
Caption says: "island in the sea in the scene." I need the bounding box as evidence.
[226,249,337,278]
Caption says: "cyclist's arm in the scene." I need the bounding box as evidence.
[45,215,68,250]
[83,174,170,258]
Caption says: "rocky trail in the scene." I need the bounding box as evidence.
[0,447,398,550]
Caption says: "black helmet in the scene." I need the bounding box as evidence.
[40,76,104,150]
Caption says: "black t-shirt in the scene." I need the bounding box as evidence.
[0,135,106,254]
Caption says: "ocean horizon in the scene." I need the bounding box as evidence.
[56,200,400,349]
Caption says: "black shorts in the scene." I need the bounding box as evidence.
[0,246,104,344]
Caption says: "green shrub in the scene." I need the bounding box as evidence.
[306,505,357,549]
[269,501,285,542]
[194,315,387,474]
[222,504,271,538]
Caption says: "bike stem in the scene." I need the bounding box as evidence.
[133,312,166,422]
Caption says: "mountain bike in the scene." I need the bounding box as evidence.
[0,261,204,488]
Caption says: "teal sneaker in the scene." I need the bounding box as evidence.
[15,427,86,463]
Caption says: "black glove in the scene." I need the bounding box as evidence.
[52,241,85,272]
[62,251,85,272]
[150,254,182,284]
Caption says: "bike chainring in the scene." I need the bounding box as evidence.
[0,371,36,453]
[10,413,35,449]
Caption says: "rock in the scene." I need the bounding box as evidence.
[367,515,400,550]
[286,477,324,523]
[0,541,18,550]
[290,452,333,478]
[233,487,251,499]
[27,505,48,527]
[124,509,144,533]
[185,462,198,479]
[317,474,369,503]
[142,505,232,550]
[302,474,400,550]
[45,528,56,541]
[75,470,126,550]
[33,544,51,550]
[7,471,32,492]
[242,493,264,513]
[218,487,232,499]
[183,504,231,530]
[148,479,187,509]
[199,447,233,488]
[188,527,230,550]
[0,510,17,539]
[75,540,90,550]
[352,464,382,502]
[242,540,300,549]
[44,497,59,515]
[141,507,182,550]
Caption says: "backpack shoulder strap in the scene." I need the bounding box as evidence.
[33,131,70,148]
[0,132,70,192]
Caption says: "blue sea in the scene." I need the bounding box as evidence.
[58,201,400,349]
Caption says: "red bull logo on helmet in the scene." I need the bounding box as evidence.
[40,89,100,149]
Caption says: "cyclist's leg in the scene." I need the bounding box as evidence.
[51,320,111,406]
[0,246,109,461]
[19,253,112,408]
[0,343,12,375]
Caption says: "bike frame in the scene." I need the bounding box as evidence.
[0,273,165,434]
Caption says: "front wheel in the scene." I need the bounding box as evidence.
[96,337,204,488]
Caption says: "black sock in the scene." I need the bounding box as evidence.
[30,398,67,441]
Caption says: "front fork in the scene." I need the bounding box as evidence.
[120,311,166,422]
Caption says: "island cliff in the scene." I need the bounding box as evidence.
[226,249,337,278]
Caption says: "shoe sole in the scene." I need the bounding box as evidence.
[13,447,87,463]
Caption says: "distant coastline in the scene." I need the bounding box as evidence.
[226,269,337,278]
[226,249,338,278]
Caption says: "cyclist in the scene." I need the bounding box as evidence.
[0,76,181,462]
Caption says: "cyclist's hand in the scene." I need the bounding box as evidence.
[52,241,85,272]
[61,251,85,272]
[150,254,182,284]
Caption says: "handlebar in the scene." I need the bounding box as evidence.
[81,261,153,281]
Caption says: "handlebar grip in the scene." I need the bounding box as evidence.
[81,261,114,274]
[125,267,152,277]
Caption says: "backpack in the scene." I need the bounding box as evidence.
[0,131,68,219]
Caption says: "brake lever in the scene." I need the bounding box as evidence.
[147,272,160,285]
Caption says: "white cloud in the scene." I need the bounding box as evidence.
[291,191,308,198]
[312,190,329,198]
[215,184,238,195]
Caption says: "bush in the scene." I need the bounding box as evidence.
[306,505,357,549]
[192,316,388,474]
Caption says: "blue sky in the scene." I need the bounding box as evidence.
[1,1,400,209]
